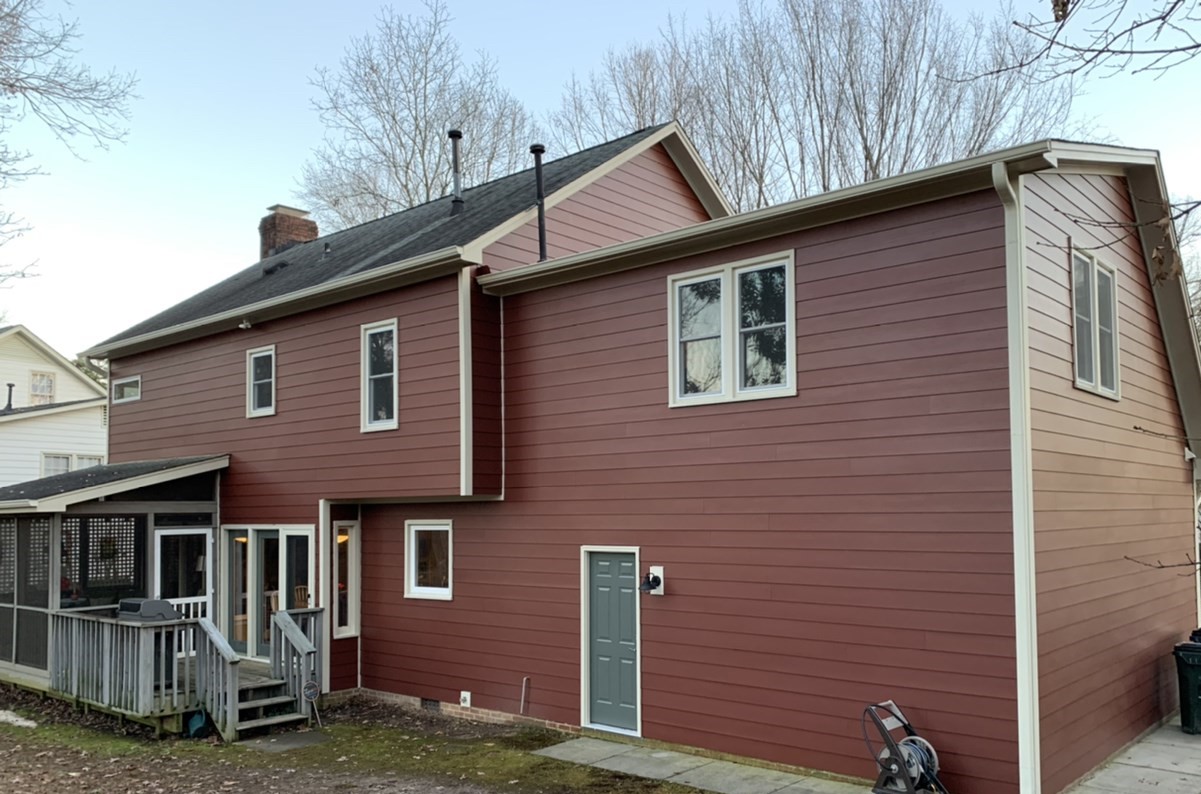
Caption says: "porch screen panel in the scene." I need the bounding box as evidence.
[15,517,50,669]
[0,519,13,662]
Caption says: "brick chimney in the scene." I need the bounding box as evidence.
[258,204,318,260]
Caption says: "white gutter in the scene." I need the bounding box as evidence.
[992,162,1042,794]
[86,246,473,359]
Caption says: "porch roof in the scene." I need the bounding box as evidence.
[0,455,230,513]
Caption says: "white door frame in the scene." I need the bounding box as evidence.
[579,545,642,737]
[220,524,315,658]
[152,527,213,620]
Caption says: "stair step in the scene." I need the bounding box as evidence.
[237,712,308,731]
[238,695,296,712]
[238,677,287,690]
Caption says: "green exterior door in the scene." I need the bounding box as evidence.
[589,551,638,731]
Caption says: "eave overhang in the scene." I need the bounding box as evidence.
[0,455,230,514]
[84,247,474,360]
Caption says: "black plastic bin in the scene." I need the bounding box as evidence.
[1174,641,1201,734]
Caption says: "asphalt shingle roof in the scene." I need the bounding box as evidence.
[0,455,226,502]
[99,126,667,347]
[0,397,104,417]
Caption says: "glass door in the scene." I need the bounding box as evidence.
[225,526,314,659]
[154,528,212,620]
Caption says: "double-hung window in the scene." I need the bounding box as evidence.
[668,253,796,406]
[246,345,276,417]
[1072,249,1119,399]
[30,372,54,405]
[361,319,398,431]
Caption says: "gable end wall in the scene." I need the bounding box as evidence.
[1024,171,1196,794]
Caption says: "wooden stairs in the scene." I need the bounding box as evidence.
[233,663,308,736]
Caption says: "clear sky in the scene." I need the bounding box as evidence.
[1,0,1198,357]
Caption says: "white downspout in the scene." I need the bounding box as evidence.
[993,161,1042,794]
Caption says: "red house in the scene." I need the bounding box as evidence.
[1,127,1196,794]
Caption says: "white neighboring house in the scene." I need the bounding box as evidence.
[0,325,107,487]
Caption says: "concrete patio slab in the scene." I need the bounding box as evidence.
[592,744,715,779]
[1066,722,1201,794]
[776,776,866,794]
[670,758,806,794]
[533,737,631,765]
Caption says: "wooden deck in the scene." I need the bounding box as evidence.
[38,607,323,740]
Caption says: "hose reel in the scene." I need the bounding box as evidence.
[863,701,949,794]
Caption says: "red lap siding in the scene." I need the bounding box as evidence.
[1024,172,1195,794]
[360,191,1019,793]
[107,275,463,522]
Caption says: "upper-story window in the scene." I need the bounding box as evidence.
[668,253,796,406]
[361,319,397,431]
[30,372,54,405]
[246,345,276,418]
[42,454,71,477]
[111,376,141,404]
[1072,249,1119,400]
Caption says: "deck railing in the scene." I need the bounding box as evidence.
[49,609,197,721]
[270,610,318,719]
[195,618,240,742]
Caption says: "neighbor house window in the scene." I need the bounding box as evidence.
[332,522,359,637]
[1072,250,1119,399]
[404,520,451,600]
[111,376,141,403]
[668,253,796,406]
[246,345,276,417]
[42,454,71,477]
[76,456,103,469]
[30,372,54,405]
[361,320,397,431]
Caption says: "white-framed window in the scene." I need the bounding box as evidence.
[42,453,71,477]
[404,519,452,600]
[76,455,104,469]
[111,376,141,404]
[246,345,276,418]
[1072,249,1119,399]
[332,521,360,637]
[361,319,398,431]
[667,252,796,406]
[30,372,55,405]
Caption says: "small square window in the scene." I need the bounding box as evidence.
[1072,250,1119,399]
[111,376,141,404]
[30,372,54,406]
[76,456,103,469]
[246,346,276,417]
[404,520,451,600]
[668,253,796,406]
[361,320,397,431]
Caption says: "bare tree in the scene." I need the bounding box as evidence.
[298,1,540,231]
[549,0,1078,211]
[1012,0,1200,77]
[0,0,135,289]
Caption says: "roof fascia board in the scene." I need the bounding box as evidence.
[0,500,36,511]
[5,325,107,396]
[464,122,728,261]
[0,398,106,424]
[1126,161,1201,446]
[658,128,735,218]
[15,455,232,514]
[86,247,472,359]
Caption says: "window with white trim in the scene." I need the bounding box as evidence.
[111,376,141,403]
[332,522,359,637]
[42,454,71,477]
[404,520,451,600]
[361,320,397,431]
[246,345,276,417]
[30,372,54,405]
[1072,249,1119,399]
[76,455,104,469]
[668,254,796,406]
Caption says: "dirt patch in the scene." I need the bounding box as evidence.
[321,694,528,741]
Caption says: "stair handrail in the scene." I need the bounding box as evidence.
[196,617,240,742]
[270,610,317,719]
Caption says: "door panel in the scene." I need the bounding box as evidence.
[589,552,638,731]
